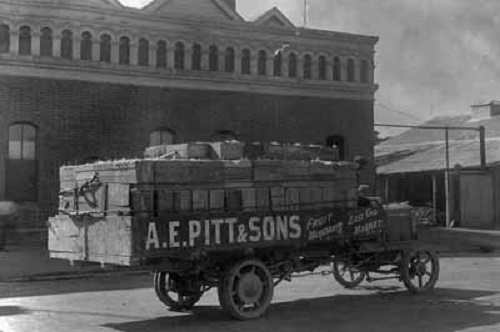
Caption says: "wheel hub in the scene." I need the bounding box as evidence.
[237,272,263,305]
[415,261,427,276]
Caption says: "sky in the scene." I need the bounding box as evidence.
[119,0,500,135]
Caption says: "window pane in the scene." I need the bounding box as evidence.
[0,24,10,53]
[8,141,22,159]
[9,124,22,141]
[23,124,36,142]
[23,141,36,160]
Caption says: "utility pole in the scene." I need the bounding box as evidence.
[376,123,487,227]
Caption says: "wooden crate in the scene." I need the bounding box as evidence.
[188,161,224,183]
[283,161,310,180]
[48,214,136,266]
[244,142,265,159]
[226,189,243,211]
[241,188,256,211]
[223,160,253,181]
[271,187,286,211]
[165,143,212,159]
[75,160,155,184]
[210,142,245,160]
[310,161,336,180]
[285,188,300,211]
[154,160,192,183]
[253,160,284,181]
[209,189,225,211]
[193,190,209,211]
[144,145,167,158]
[255,188,270,211]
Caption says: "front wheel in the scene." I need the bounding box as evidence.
[218,258,274,320]
[332,260,366,289]
[153,271,203,311]
[400,250,440,295]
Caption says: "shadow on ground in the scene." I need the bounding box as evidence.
[0,273,151,299]
[0,305,29,317]
[104,287,500,332]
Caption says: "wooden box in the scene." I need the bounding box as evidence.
[210,141,245,160]
[283,161,310,180]
[144,145,167,158]
[75,161,155,184]
[241,188,256,211]
[223,160,253,181]
[165,143,212,159]
[253,160,284,181]
[244,142,265,160]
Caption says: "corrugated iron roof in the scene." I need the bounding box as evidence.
[376,138,500,174]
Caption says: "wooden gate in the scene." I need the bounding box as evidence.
[460,171,494,229]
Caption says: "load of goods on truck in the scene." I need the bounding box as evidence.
[49,140,440,321]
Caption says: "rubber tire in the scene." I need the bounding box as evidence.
[218,259,274,321]
[332,261,366,289]
[401,250,440,295]
[154,271,202,311]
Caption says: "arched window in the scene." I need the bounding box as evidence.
[80,32,92,61]
[333,56,341,81]
[191,43,201,70]
[209,45,218,71]
[7,123,38,201]
[174,42,185,69]
[273,52,282,77]
[150,129,176,146]
[138,38,149,66]
[257,50,267,76]
[40,27,53,57]
[119,36,130,65]
[60,29,73,60]
[225,47,235,73]
[318,55,326,80]
[19,26,31,55]
[241,48,250,75]
[100,34,111,63]
[288,53,297,78]
[360,59,369,83]
[211,130,238,142]
[156,40,167,68]
[0,24,9,53]
[347,58,356,82]
[303,54,312,79]
[325,135,346,161]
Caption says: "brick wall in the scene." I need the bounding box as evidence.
[0,76,375,225]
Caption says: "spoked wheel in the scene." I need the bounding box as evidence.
[218,259,274,321]
[154,271,203,311]
[332,260,367,289]
[400,250,440,295]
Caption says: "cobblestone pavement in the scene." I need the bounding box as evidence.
[1,256,500,332]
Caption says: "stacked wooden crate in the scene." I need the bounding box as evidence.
[58,157,357,218]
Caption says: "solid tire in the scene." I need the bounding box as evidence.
[218,259,274,321]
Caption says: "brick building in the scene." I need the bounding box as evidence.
[0,0,378,230]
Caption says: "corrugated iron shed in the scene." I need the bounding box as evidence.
[376,139,500,174]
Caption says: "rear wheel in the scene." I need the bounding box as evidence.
[400,250,440,295]
[154,271,203,311]
[332,260,366,288]
[218,259,274,320]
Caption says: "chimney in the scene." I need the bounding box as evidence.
[471,100,500,120]
[221,0,236,11]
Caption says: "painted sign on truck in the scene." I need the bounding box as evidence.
[141,206,387,251]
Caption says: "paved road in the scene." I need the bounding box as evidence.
[1,256,500,332]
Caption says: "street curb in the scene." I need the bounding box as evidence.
[2,268,151,283]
